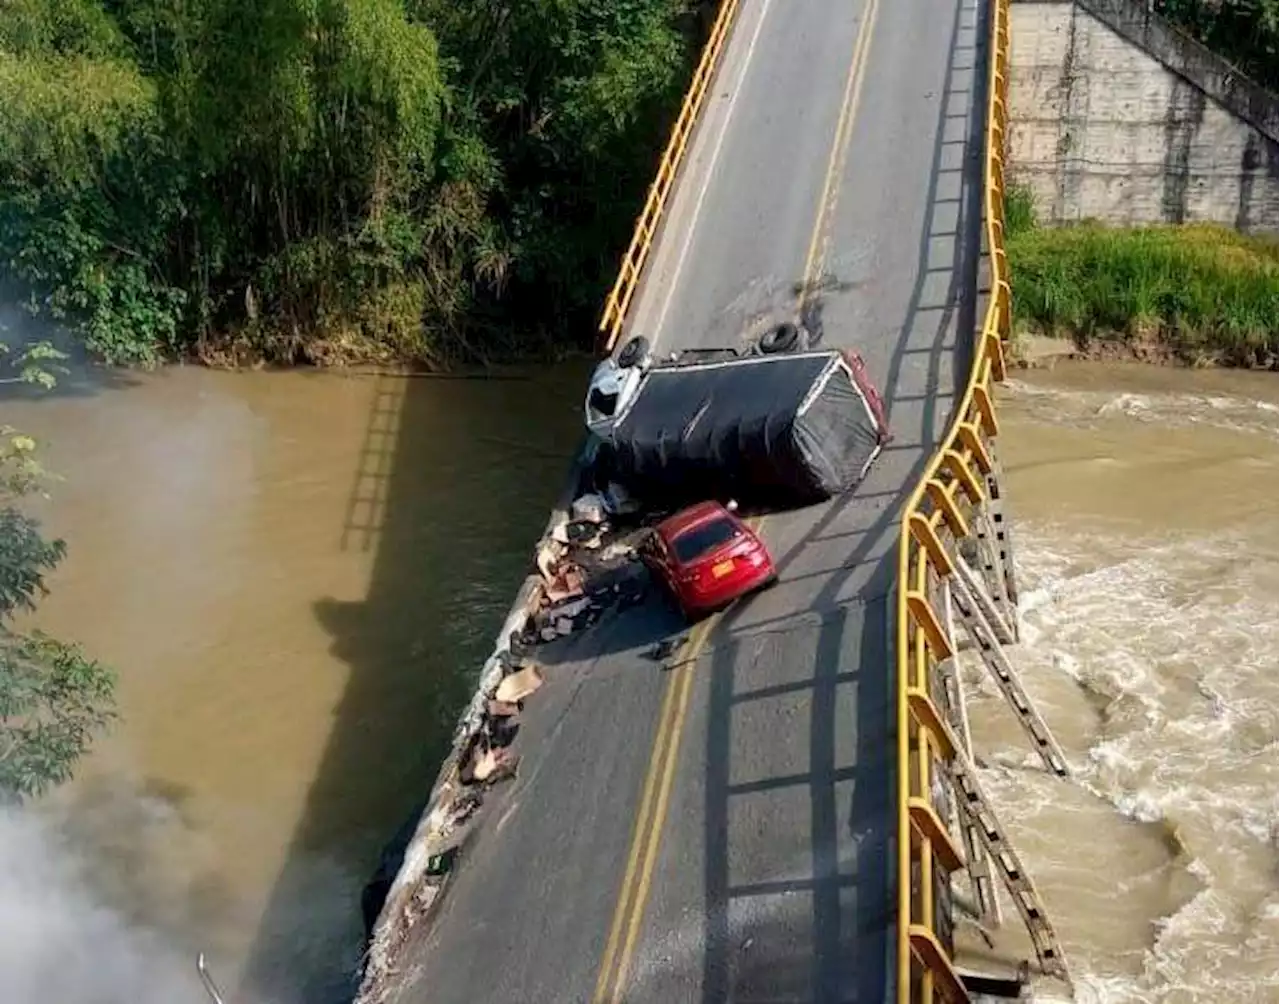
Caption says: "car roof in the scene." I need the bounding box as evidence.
[656,500,730,540]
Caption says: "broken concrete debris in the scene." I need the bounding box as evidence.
[524,491,661,646]
[411,788,481,870]
[360,482,672,996]
[486,698,520,719]
[544,561,587,603]
[463,744,520,786]
[570,492,609,524]
[494,664,544,704]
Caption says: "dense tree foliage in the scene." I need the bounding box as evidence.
[0,0,700,365]
[0,347,116,801]
[1155,0,1278,86]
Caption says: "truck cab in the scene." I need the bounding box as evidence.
[585,325,811,438]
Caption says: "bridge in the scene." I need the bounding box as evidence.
[356,0,1073,1001]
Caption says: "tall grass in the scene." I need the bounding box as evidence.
[1005,186,1279,367]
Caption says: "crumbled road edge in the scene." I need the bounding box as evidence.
[352,445,592,1004]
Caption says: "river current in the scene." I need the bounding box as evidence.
[991,365,1278,1004]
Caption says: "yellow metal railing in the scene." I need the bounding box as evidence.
[597,0,742,353]
[894,0,1012,1001]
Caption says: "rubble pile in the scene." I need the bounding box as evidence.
[519,487,651,647]
[356,472,671,1004]
[432,490,653,841]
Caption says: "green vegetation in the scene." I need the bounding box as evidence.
[1006,187,1280,368]
[1155,0,1278,87]
[0,0,702,366]
[0,345,116,801]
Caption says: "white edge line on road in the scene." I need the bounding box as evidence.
[647,0,776,348]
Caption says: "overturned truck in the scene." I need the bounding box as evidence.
[590,346,891,510]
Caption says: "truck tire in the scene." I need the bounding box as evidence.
[759,322,806,354]
[618,335,651,369]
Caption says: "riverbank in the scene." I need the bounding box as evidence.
[1005,188,1278,370]
[189,337,597,374]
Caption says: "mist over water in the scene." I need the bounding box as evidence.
[0,803,204,1004]
[969,365,1278,1004]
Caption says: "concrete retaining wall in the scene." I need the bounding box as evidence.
[1009,0,1279,232]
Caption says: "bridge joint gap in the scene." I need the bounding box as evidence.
[728,874,859,899]
[729,671,857,706]
[727,765,859,798]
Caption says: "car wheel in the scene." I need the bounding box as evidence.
[759,322,806,354]
[618,334,651,369]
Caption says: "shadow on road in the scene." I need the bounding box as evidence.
[701,597,895,1003]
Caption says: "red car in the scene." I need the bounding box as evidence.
[641,501,777,620]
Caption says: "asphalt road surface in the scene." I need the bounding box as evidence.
[388,0,989,1000]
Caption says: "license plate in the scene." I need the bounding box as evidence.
[711,560,735,578]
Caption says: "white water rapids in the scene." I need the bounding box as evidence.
[969,365,1278,1004]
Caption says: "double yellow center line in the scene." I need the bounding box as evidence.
[592,2,881,1000]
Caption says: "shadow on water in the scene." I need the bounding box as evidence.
[242,361,590,1004]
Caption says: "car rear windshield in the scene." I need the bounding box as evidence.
[671,517,741,564]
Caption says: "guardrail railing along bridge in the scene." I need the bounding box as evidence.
[893,0,1073,998]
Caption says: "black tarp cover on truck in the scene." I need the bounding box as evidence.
[599,350,886,508]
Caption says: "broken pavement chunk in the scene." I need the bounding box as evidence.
[494,664,544,704]
[433,788,482,838]
[468,745,519,785]
[536,537,568,581]
[544,563,587,603]
[570,492,608,524]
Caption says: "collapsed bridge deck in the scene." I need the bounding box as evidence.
[361,0,994,1000]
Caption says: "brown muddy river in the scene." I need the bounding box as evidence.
[0,363,588,1004]
[0,359,1274,1004]
[987,364,1278,1004]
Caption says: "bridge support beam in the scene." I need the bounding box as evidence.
[938,580,1002,929]
[966,440,1020,642]
[906,435,1074,996]
[927,470,1073,987]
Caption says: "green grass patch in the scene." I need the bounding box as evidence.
[1006,189,1279,368]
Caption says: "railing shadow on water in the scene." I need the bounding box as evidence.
[238,363,589,1004]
